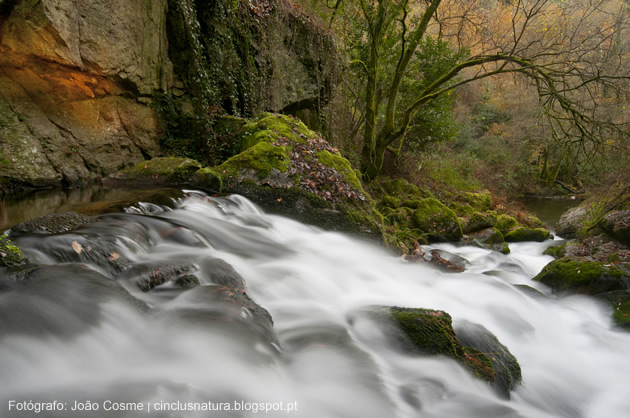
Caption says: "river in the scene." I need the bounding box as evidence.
[1,191,628,417]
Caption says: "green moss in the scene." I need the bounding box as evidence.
[495,214,518,233]
[543,243,567,259]
[0,157,9,167]
[0,234,26,267]
[390,307,459,357]
[316,150,365,194]
[119,157,202,183]
[411,198,463,241]
[191,167,223,191]
[240,113,314,151]
[464,212,497,234]
[504,227,550,243]
[217,141,290,179]
[462,191,492,212]
[381,196,401,209]
[533,257,627,294]
[390,307,496,385]
[451,202,476,216]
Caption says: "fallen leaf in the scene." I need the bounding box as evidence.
[72,241,83,254]
[109,252,120,261]
[276,198,283,202]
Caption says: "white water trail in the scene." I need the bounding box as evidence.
[1,193,629,418]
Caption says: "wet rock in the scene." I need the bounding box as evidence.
[378,307,506,387]
[162,285,279,352]
[135,264,200,292]
[8,212,98,237]
[462,212,497,234]
[0,264,147,337]
[453,321,522,398]
[466,227,510,254]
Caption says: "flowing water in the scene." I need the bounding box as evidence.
[1,191,628,418]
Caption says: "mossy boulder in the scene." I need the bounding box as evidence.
[533,257,630,295]
[461,191,492,212]
[238,113,315,151]
[107,157,202,185]
[215,114,382,240]
[410,198,463,242]
[387,307,520,393]
[495,214,518,234]
[190,167,222,192]
[543,242,568,259]
[0,234,27,267]
[462,212,497,234]
[504,227,551,243]
[381,195,401,209]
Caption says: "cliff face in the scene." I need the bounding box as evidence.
[0,0,338,193]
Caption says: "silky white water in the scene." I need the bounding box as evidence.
[1,192,629,418]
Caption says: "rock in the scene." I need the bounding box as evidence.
[533,257,630,295]
[555,206,588,238]
[453,321,522,399]
[191,167,223,192]
[601,210,630,246]
[216,113,382,240]
[163,285,279,352]
[504,227,550,243]
[495,214,518,234]
[106,157,202,186]
[595,290,630,329]
[410,198,463,242]
[8,212,98,237]
[462,212,497,234]
[135,264,201,292]
[383,307,521,392]
[466,227,510,254]
[429,250,466,273]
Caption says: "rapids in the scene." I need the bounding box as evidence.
[1,191,628,418]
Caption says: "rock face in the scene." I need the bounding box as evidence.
[0,0,339,193]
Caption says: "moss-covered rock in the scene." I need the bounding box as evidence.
[495,214,518,234]
[107,157,202,185]
[461,191,493,212]
[543,242,568,259]
[387,307,520,393]
[504,227,551,243]
[533,257,629,294]
[0,234,27,267]
[462,212,497,234]
[191,167,222,192]
[217,141,291,180]
[214,114,382,240]
[410,198,463,242]
[381,195,401,209]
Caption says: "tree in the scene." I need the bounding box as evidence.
[318,0,630,181]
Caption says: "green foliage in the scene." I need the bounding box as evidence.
[0,234,26,267]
